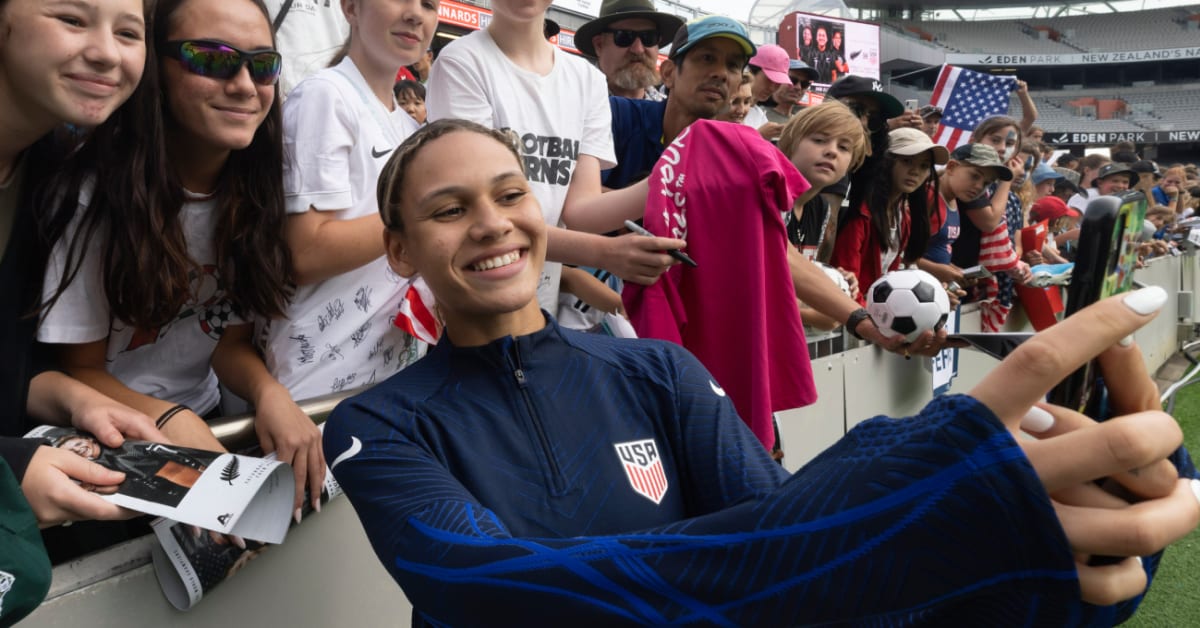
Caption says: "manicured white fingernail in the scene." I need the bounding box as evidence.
[294,508,303,525]
[1135,556,1143,568]
[1021,406,1055,433]
[1191,479,1200,505]
[232,535,246,550]
[1122,286,1167,315]
[313,499,321,514]
[1118,334,1134,347]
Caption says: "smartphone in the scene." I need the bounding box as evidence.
[905,99,919,112]
[960,265,992,281]
[1047,190,1148,415]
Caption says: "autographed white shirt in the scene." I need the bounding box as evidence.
[263,58,424,402]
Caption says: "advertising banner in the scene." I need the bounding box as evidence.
[947,47,1200,67]
[1044,130,1200,146]
[777,11,880,88]
[552,0,601,18]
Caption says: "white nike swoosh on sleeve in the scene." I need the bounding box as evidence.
[709,381,726,397]
[329,436,363,470]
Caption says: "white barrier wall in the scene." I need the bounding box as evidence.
[26,498,413,627]
[22,253,1197,625]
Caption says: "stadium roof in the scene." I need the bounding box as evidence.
[747,0,1200,26]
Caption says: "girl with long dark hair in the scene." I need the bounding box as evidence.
[0,0,159,618]
[830,128,942,304]
[38,0,324,511]
[1,0,169,524]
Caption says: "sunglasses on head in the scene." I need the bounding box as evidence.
[604,28,658,48]
[159,40,282,86]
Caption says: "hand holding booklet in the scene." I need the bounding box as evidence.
[25,425,295,544]
[151,469,342,610]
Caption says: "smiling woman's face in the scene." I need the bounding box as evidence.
[385,129,548,345]
[159,0,273,157]
[0,0,145,134]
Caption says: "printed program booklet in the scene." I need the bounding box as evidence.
[25,425,295,544]
[150,469,342,610]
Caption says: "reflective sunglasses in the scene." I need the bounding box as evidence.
[159,40,282,86]
[604,28,658,48]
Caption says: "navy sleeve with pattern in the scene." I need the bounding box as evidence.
[327,391,1098,626]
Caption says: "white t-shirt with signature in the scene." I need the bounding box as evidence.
[262,57,424,402]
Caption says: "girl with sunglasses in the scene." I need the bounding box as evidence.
[0,0,159,620]
[257,0,439,404]
[38,0,325,514]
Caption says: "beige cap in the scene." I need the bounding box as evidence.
[888,127,949,165]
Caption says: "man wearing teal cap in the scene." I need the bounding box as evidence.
[604,15,755,189]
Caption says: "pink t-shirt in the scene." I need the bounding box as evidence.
[623,119,817,450]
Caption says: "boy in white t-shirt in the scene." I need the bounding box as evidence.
[262,0,435,401]
[425,0,685,314]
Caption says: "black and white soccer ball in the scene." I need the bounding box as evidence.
[866,269,951,343]
[813,262,851,297]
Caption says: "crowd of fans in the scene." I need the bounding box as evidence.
[2,0,1199,624]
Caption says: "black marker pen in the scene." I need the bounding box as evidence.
[623,220,698,268]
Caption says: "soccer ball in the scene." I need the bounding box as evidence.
[813,262,851,297]
[866,269,951,343]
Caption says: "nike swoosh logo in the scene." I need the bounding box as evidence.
[329,436,362,470]
[709,380,726,397]
[371,146,394,158]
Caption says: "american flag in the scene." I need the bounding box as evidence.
[929,65,1017,150]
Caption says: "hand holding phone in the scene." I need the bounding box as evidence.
[1047,191,1148,414]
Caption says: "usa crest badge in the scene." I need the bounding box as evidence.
[614,439,668,504]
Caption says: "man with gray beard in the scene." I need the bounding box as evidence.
[576,0,683,101]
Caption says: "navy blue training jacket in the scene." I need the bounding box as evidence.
[325,316,1157,626]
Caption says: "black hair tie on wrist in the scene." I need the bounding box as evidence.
[156,404,190,430]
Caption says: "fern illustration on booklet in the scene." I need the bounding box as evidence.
[25,425,295,544]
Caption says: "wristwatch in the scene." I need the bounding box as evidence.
[845,308,874,340]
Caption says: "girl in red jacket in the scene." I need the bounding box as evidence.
[831,127,945,303]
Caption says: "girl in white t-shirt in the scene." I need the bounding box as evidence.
[0,0,169,533]
[259,0,437,401]
[39,0,325,512]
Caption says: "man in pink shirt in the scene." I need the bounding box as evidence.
[623,119,816,451]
